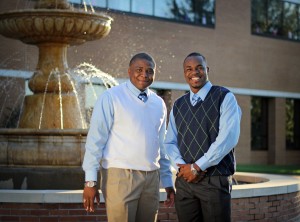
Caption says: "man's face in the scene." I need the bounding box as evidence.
[128,59,155,91]
[183,56,209,93]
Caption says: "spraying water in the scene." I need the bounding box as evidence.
[1,63,118,129]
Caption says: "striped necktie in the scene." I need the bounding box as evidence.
[138,92,148,102]
[192,94,201,106]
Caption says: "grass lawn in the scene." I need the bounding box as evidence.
[237,164,300,175]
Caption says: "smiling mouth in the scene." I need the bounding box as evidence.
[190,76,201,81]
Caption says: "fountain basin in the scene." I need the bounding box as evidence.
[0,128,87,189]
[0,128,86,165]
[0,10,112,45]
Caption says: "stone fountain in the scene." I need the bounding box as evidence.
[0,0,115,189]
[0,0,113,129]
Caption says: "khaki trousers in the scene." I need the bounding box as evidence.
[101,168,160,222]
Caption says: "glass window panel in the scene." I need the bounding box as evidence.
[69,0,82,4]
[108,0,130,12]
[283,2,298,39]
[251,0,300,41]
[132,0,153,15]
[154,0,174,19]
[267,0,282,36]
[170,0,193,22]
[252,0,268,33]
[202,0,215,25]
[154,0,215,25]
[286,98,295,148]
[298,5,300,40]
[192,0,215,25]
[286,99,300,150]
[78,0,216,27]
[251,97,269,150]
[89,0,106,7]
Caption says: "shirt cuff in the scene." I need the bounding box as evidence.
[160,176,174,188]
[175,158,186,165]
[174,158,186,170]
[84,170,98,182]
[195,156,210,172]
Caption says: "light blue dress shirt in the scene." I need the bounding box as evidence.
[164,81,242,171]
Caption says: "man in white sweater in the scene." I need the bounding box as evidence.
[82,52,175,222]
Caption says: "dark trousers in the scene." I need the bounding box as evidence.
[174,175,232,222]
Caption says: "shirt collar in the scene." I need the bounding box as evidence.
[126,80,149,97]
[189,81,212,102]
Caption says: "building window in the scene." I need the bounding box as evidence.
[90,0,106,8]
[132,0,154,15]
[154,0,215,26]
[251,0,300,42]
[286,98,300,150]
[251,96,269,150]
[71,0,215,28]
[108,0,130,12]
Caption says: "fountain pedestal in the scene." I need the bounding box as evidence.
[19,94,84,129]
[28,43,72,93]
[19,42,85,129]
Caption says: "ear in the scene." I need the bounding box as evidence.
[206,67,210,73]
[128,67,131,75]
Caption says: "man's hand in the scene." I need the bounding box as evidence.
[164,187,175,207]
[191,171,207,183]
[83,187,100,212]
[177,163,206,183]
[177,163,197,182]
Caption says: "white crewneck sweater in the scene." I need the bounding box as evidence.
[102,83,166,171]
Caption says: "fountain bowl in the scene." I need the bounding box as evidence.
[0,9,112,45]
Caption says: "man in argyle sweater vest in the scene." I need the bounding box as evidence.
[174,86,236,177]
[164,52,241,222]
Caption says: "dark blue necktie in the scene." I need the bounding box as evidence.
[138,92,148,102]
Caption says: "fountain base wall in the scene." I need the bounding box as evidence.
[0,129,88,189]
[0,193,299,222]
[0,166,85,190]
[1,173,300,222]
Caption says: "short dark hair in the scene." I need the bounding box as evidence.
[129,52,156,67]
[183,52,207,64]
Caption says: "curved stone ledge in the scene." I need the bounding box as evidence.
[0,128,87,135]
[0,172,299,203]
[232,172,300,198]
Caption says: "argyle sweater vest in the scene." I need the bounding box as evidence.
[173,86,236,176]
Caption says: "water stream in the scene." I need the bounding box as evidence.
[1,63,118,129]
